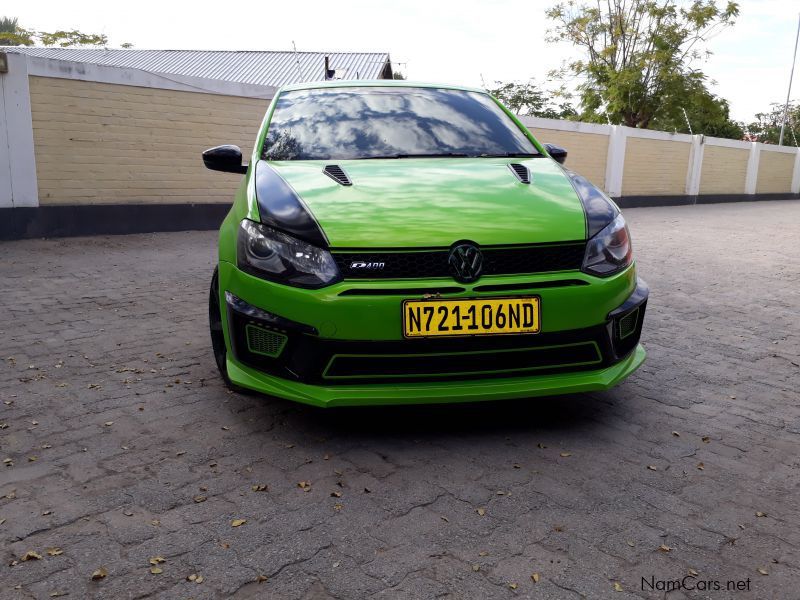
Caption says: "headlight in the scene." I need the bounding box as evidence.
[582,214,633,276]
[237,220,339,288]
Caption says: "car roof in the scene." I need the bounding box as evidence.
[278,80,488,94]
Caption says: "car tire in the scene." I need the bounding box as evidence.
[209,266,246,393]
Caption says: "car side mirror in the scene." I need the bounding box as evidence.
[544,143,568,164]
[203,145,248,174]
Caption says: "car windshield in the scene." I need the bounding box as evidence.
[261,86,540,161]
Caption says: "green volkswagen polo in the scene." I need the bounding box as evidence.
[203,81,648,407]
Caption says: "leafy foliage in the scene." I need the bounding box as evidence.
[0,16,109,47]
[546,0,742,137]
[488,80,577,119]
[743,102,800,145]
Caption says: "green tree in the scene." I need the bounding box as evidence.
[392,71,407,80]
[0,16,34,45]
[488,80,577,119]
[1,16,109,47]
[744,102,800,145]
[547,0,740,135]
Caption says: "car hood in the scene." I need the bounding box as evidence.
[267,158,587,248]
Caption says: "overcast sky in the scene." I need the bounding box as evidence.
[7,0,798,121]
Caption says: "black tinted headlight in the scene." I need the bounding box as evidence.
[237,220,339,288]
[582,214,633,276]
[565,170,619,237]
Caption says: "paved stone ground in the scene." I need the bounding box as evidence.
[1,201,799,600]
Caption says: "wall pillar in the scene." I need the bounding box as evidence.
[604,125,627,197]
[744,142,760,195]
[791,148,800,194]
[685,134,705,197]
[0,52,38,208]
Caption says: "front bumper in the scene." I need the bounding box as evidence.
[217,260,648,406]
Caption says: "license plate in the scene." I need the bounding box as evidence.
[402,296,541,338]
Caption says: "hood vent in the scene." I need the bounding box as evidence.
[323,164,352,186]
[508,163,531,184]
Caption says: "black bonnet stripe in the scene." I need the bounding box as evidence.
[254,160,328,248]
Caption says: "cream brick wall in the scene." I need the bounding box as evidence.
[528,128,608,188]
[622,137,690,196]
[29,76,269,204]
[699,145,749,195]
[755,149,795,194]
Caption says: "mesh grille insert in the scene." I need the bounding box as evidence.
[323,164,352,186]
[618,308,639,340]
[246,325,288,357]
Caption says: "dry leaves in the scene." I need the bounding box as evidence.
[757,567,768,575]
[21,550,42,561]
[297,481,312,492]
[671,431,680,437]
[231,519,247,527]
[476,507,486,517]
[150,566,163,575]
[756,511,767,518]
[149,556,166,565]
[647,465,657,471]
[701,436,710,443]
[614,582,623,592]
[330,491,342,498]
[91,567,108,580]
[531,573,540,583]
[508,582,518,590]
[256,574,268,583]
[559,452,572,457]
[46,547,63,556]
[658,544,672,553]
[472,564,480,572]
[187,573,204,583]
[697,462,705,470]
[688,568,699,576]
[193,495,207,503]
[333,503,344,511]
[251,484,267,492]
[103,421,113,427]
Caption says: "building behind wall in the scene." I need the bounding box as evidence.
[0,48,393,239]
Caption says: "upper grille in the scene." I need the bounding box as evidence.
[333,243,586,280]
[323,164,352,186]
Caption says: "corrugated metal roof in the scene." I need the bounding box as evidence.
[3,48,392,87]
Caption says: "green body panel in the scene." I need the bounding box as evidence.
[225,345,645,408]
[270,158,586,247]
[217,260,637,340]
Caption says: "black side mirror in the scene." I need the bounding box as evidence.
[544,143,568,164]
[203,145,248,174]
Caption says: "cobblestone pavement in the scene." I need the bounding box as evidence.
[1,201,799,600]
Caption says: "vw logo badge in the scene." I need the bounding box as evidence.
[448,243,483,283]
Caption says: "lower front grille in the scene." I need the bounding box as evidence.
[323,341,602,380]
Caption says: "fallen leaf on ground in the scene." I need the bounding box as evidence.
[508,582,518,590]
[647,465,657,471]
[103,422,113,427]
[21,550,42,561]
[251,484,267,492]
[658,544,672,552]
[531,573,540,583]
[231,519,247,527]
[537,443,547,449]
[756,511,767,517]
[560,452,572,457]
[221,426,230,431]
[671,431,680,437]
[688,568,699,576]
[333,503,343,511]
[257,575,268,583]
[757,567,768,575]
[91,567,108,580]
[472,564,480,572]
[627,540,635,547]
[297,481,311,491]
[697,462,705,470]
[149,556,166,565]
[702,436,710,443]
[440,516,449,522]
[476,508,486,516]
[330,491,342,498]
[479,551,488,556]
[150,566,163,574]
[46,547,63,556]
[614,582,623,592]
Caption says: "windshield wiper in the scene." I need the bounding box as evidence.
[478,152,541,158]
[362,152,471,159]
